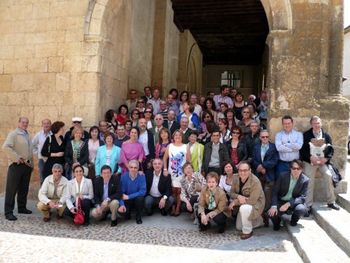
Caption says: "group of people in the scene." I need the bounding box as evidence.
[2,85,340,240]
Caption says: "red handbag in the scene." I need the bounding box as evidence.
[73,197,85,225]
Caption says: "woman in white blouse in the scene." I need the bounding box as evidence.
[219,161,236,202]
[64,164,94,226]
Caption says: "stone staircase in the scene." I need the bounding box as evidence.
[286,159,350,262]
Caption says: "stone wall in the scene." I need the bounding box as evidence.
[343,28,350,98]
[128,0,155,92]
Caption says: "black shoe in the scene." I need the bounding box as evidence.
[136,218,142,224]
[272,218,281,231]
[6,214,17,221]
[262,213,269,227]
[18,208,32,214]
[125,214,131,220]
[290,215,299,227]
[160,209,167,216]
[199,225,208,232]
[146,210,153,216]
[217,225,225,233]
[83,221,90,227]
[111,219,118,227]
[304,207,312,217]
[327,203,340,210]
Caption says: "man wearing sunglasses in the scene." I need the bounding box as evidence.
[252,130,279,226]
[268,159,309,230]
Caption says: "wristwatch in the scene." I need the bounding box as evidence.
[163,195,168,200]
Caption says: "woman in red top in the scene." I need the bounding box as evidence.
[115,104,129,125]
[229,126,248,171]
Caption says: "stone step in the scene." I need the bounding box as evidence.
[286,217,349,262]
[337,193,350,213]
[312,203,350,258]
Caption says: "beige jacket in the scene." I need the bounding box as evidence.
[64,177,94,210]
[230,173,265,221]
[198,186,228,218]
[38,175,69,205]
[2,128,33,166]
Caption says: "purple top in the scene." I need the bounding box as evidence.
[119,141,145,172]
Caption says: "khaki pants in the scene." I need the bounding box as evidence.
[37,200,65,218]
[236,204,263,234]
[91,200,119,221]
[303,162,336,207]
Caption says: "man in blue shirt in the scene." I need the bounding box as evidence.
[120,160,146,224]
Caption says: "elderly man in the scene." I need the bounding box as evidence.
[2,117,33,221]
[120,160,146,224]
[179,116,192,144]
[158,100,169,121]
[141,86,152,103]
[252,130,279,226]
[150,114,165,145]
[268,159,309,230]
[201,128,230,177]
[145,158,174,216]
[126,89,138,111]
[37,163,68,222]
[275,115,303,176]
[229,161,265,240]
[213,85,233,109]
[32,118,52,184]
[300,116,339,213]
[164,109,180,135]
[166,94,179,115]
[92,165,124,227]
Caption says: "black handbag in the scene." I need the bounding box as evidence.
[327,163,342,188]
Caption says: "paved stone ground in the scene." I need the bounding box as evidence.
[0,198,302,262]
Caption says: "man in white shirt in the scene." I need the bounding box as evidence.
[32,119,52,184]
[190,93,202,116]
[144,159,174,216]
[275,115,303,177]
[148,87,161,115]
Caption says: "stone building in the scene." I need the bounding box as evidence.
[343,25,350,99]
[0,0,349,196]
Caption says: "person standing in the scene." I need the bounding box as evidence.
[2,117,34,221]
[300,116,339,213]
[32,119,52,184]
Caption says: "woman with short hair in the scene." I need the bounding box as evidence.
[197,172,228,233]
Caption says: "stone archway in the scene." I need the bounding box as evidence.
[84,0,132,119]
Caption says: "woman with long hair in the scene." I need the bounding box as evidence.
[203,97,218,123]
[229,126,248,170]
[115,104,129,125]
[155,128,171,159]
[87,126,104,180]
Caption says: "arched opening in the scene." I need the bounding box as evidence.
[172,0,270,99]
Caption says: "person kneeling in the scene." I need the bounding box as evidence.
[37,163,68,222]
[145,158,174,216]
[197,172,227,233]
[91,165,125,227]
[229,161,265,240]
[268,159,309,230]
[64,164,94,226]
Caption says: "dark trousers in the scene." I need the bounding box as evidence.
[64,199,92,224]
[270,200,307,226]
[4,163,32,216]
[197,208,227,229]
[124,196,144,220]
[144,195,174,214]
[181,195,199,212]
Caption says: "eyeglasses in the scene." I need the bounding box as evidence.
[232,131,240,135]
[133,112,139,115]
[243,111,250,114]
[291,167,301,170]
[205,115,211,118]
[73,121,81,124]
[238,169,250,172]
[260,136,269,139]
[129,166,138,169]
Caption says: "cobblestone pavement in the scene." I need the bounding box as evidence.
[0,198,302,262]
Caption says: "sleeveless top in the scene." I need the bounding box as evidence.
[168,143,187,177]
